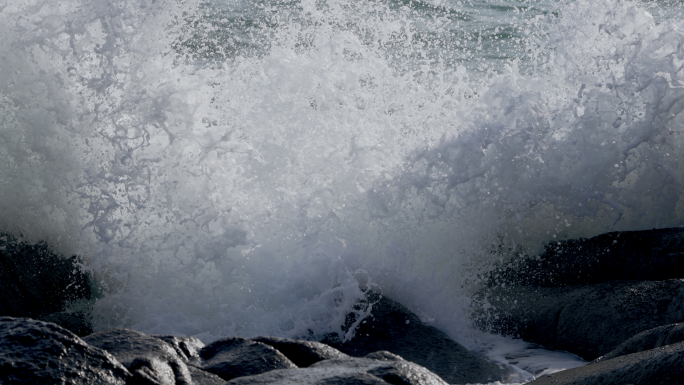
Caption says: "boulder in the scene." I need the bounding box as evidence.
[0,232,92,335]
[253,336,348,367]
[185,366,226,385]
[151,335,226,384]
[38,310,93,337]
[593,323,684,363]
[475,279,684,360]
[325,293,515,384]
[526,341,684,385]
[198,337,297,381]
[490,228,684,287]
[0,317,473,385]
[476,227,684,361]
[225,355,449,385]
[0,317,130,384]
[153,335,205,362]
[84,329,194,385]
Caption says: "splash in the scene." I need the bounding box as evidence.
[1,0,684,350]
[361,0,684,342]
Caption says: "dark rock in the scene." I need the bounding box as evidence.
[84,329,193,385]
[186,366,225,385]
[0,232,92,335]
[0,316,497,385]
[199,337,297,381]
[474,279,684,360]
[325,293,515,384]
[0,317,130,384]
[39,309,93,337]
[664,323,684,346]
[593,323,684,363]
[154,335,226,385]
[227,368,390,385]
[225,355,449,385]
[154,335,205,362]
[526,341,684,385]
[490,228,684,287]
[252,336,348,367]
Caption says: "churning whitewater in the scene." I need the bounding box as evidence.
[1,0,684,377]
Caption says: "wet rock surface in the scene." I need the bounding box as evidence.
[476,279,684,360]
[84,329,194,385]
[592,323,684,363]
[154,335,205,363]
[0,316,460,385]
[0,233,92,336]
[253,336,348,367]
[0,317,130,385]
[152,336,225,385]
[526,341,684,385]
[225,355,450,385]
[490,228,684,287]
[475,227,684,383]
[198,337,297,381]
[325,293,516,384]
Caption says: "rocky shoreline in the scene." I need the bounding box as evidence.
[3,228,684,384]
[1,316,511,385]
[476,227,684,384]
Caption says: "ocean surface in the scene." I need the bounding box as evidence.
[2,0,684,381]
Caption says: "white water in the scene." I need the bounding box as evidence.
[2,0,684,381]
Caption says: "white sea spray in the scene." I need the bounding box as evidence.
[0,4,683,379]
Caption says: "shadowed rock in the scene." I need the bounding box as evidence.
[84,329,193,385]
[154,335,225,384]
[199,337,297,381]
[476,228,684,361]
[0,232,92,335]
[0,317,130,384]
[225,355,449,385]
[154,335,205,362]
[592,323,684,363]
[325,293,515,384]
[185,366,225,385]
[475,279,684,360]
[489,228,684,287]
[527,341,684,385]
[0,316,506,385]
[253,336,348,367]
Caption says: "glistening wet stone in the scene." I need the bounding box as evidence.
[0,317,130,384]
[325,293,516,384]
